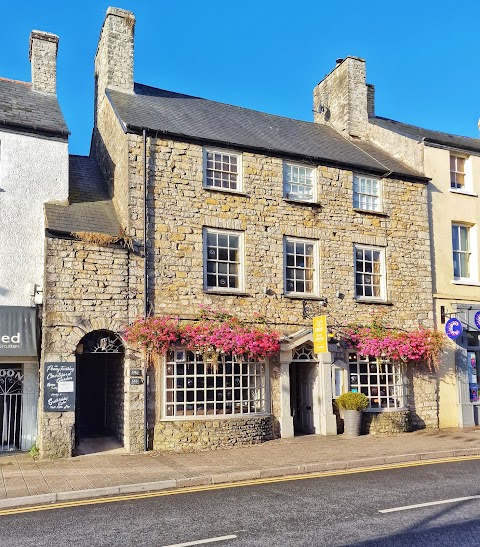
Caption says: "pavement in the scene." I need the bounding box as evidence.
[1,427,480,510]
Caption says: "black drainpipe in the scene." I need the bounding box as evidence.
[143,128,148,452]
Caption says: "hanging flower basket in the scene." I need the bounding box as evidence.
[337,312,445,371]
[124,305,281,362]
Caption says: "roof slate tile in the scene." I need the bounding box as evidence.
[45,155,121,237]
[0,78,69,136]
[107,84,425,181]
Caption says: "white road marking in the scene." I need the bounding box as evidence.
[379,495,480,513]
[162,534,237,547]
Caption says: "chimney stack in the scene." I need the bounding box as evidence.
[29,31,59,94]
[313,56,369,138]
[94,7,135,125]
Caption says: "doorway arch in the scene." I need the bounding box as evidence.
[75,330,125,448]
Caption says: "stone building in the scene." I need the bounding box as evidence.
[314,56,480,429]
[0,30,69,453]
[39,8,436,457]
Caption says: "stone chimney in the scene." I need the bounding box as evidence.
[29,31,59,94]
[313,56,369,138]
[94,7,135,124]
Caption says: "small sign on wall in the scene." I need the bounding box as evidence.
[313,315,328,354]
[44,362,76,412]
[445,318,462,340]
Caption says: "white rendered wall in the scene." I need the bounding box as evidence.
[0,129,68,306]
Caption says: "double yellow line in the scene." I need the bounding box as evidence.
[1,454,480,516]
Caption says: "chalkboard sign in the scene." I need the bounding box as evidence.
[44,362,76,412]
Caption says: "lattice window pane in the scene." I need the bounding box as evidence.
[347,352,405,410]
[205,229,241,290]
[205,150,240,191]
[354,246,384,300]
[165,351,267,417]
[284,163,315,201]
[285,238,316,295]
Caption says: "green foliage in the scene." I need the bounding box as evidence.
[29,445,39,460]
[335,391,369,411]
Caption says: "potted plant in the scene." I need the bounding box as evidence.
[335,391,369,436]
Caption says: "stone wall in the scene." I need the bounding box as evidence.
[153,415,274,452]
[407,364,439,429]
[39,236,144,457]
[106,353,125,440]
[362,410,411,435]
[92,98,131,229]
[122,133,433,334]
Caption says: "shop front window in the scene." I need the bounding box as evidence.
[348,352,406,410]
[164,349,268,418]
[467,332,480,402]
[0,363,38,452]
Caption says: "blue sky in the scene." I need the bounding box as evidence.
[2,1,479,155]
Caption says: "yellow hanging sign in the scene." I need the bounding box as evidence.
[313,315,328,354]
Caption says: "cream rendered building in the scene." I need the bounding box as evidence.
[314,56,480,428]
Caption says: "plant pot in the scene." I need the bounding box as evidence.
[343,409,362,436]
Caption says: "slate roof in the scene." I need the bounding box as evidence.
[107,84,426,182]
[372,116,480,155]
[45,155,121,237]
[0,78,69,137]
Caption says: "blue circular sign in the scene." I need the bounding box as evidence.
[445,318,463,339]
[475,311,480,329]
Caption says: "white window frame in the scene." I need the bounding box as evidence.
[163,349,269,419]
[283,162,316,202]
[450,154,468,191]
[203,227,244,292]
[347,352,406,411]
[354,245,386,301]
[284,237,318,297]
[353,174,382,212]
[203,148,242,192]
[452,223,477,282]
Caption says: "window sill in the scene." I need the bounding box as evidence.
[161,413,271,422]
[284,294,324,300]
[353,208,388,217]
[449,189,478,198]
[354,298,393,305]
[451,279,480,287]
[364,407,408,414]
[204,290,250,297]
[203,186,249,198]
[283,198,322,208]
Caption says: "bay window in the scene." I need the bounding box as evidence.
[348,352,406,410]
[164,349,268,418]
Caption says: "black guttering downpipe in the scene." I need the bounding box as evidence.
[143,128,148,452]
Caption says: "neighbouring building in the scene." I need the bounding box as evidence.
[314,56,480,429]
[39,8,437,458]
[0,30,69,452]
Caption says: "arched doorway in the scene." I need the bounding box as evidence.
[75,330,125,451]
[290,342,318,434]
